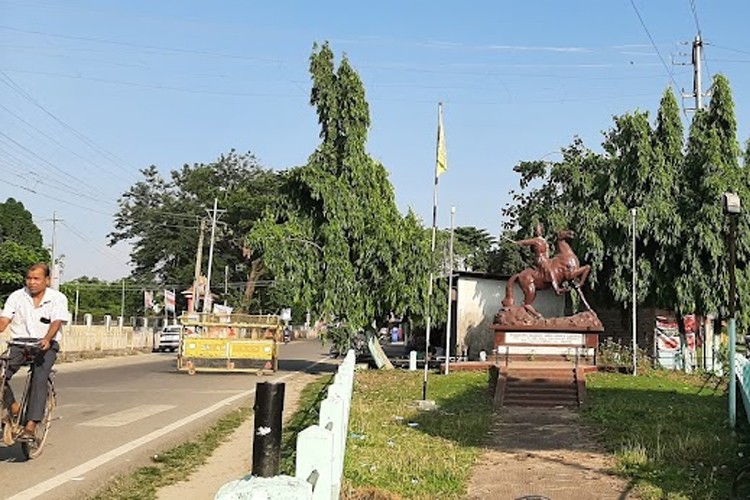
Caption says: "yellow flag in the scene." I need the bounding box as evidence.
[436,103,447,177]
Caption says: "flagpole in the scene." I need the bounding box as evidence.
[423,102,447,400]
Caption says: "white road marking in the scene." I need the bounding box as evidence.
[7,355,333,500]
[79,405,175,427]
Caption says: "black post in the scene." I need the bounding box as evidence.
[251,382,285,477]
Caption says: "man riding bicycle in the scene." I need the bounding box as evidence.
[0,263,69,441]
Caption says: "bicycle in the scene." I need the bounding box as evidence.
[0,339,57,460]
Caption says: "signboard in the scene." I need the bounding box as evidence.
[505,331,585,346]
[164,289,176,314]
[280,308,292,322]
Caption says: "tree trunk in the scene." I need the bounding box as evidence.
[245,258,263,303]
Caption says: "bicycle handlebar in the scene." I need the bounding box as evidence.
[5,339,44,353]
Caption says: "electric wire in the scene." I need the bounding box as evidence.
[688,0,712,84]
[0,102,135,186]
[0,69,141,179]
[628,0,683,98]
[60,220,130,266]
[0,25,288,64]
[0,131,103,198]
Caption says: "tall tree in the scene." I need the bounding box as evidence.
[248,43,436,347]
[677,74,746,324]
[109,150,279,310]
[453,226,496,272]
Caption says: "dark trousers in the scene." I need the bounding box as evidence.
[2,341,57,422]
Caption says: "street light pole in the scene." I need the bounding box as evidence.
[444,206,456,375]
[631,207,637,376]
[723,192,741,429]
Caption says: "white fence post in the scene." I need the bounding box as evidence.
[319,394,346,499]
[295,425,334,500]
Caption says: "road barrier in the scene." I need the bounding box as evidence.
[215,349,356,500]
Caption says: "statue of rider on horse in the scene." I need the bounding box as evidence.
[502,223,591,318]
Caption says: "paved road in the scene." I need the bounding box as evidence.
[0,339,336,500]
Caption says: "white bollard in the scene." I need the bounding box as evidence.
[319,395,346,500]
[295,425,334,500]
[409,350,417,371]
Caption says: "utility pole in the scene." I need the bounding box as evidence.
[120,278,126,332]
[190,218,207,313]
[680,34,707,112]
[203,198,225,313]
[692,34,703,110]
[48,212,63,290]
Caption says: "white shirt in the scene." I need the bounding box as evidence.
[1,287,70,340]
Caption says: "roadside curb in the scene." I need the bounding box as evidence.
[55,351,164,373]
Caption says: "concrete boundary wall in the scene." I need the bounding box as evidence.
[0,325,153,353]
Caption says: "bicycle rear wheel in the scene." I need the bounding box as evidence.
[21,379,56,460]
[0,360,9,446]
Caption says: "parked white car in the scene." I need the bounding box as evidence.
[153,324,182,352]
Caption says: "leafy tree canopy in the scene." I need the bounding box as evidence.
[109,150,280,311]
[248,42,437,346]
[0,198,49,302]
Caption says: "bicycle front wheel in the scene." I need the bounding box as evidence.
[21,380,56,460]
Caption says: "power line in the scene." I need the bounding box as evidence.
[0,25,290,64]
[687,0,711,83]
[0,101,134,186]
[688,0,702,34]
[0,69,141,178]
[1,68,301,99]
[628,0,682,93]
[0,132,104,198]
[710,44,750,56]
[0,173,114,215]
[60,220,130,267]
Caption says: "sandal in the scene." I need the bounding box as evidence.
[17,429,35,442]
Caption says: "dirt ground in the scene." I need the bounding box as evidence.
[466,406,634,500]
[156,372,320,500]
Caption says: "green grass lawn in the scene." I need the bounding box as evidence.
[341,370,493,500]
[583,370,750,499]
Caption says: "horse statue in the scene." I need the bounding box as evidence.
[501,229,591,318]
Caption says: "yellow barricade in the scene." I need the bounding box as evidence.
[177,313,280,374]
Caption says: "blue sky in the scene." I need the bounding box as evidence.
[2,0,750,282]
